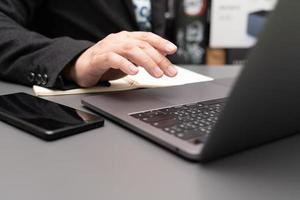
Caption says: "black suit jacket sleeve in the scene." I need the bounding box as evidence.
[0,0,94,89]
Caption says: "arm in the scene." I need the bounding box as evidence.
[0,0,94,89]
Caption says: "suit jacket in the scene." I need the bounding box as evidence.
[0,0,173,89]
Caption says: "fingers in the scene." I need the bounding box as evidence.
[115,38,177,77]
[90,52,139,76]
[124,46,164,78]
[140,43,177,77]
[129,31,177,54]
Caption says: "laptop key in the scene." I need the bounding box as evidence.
[175,129,208,140]
[151,118,178,128]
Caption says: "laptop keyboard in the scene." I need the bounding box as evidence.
[130,98,226,144]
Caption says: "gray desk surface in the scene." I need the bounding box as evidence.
[1,66,299,200]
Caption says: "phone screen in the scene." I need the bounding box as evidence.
[0,92,104,140]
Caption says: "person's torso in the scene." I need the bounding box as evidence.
[31,0,167,42]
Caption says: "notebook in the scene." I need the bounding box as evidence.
[33,66,213,96]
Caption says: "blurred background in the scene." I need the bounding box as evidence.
[169,0,278,66]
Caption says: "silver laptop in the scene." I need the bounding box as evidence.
[82,1,300,162]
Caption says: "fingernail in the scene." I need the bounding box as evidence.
[166,65,177,76]
[153,67,163,77]
[165,43,177,52]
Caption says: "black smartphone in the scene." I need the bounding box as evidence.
[0,92,104,141]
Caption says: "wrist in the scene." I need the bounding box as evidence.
[62,61,76,82]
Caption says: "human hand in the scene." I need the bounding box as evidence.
[65,31,178,87]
